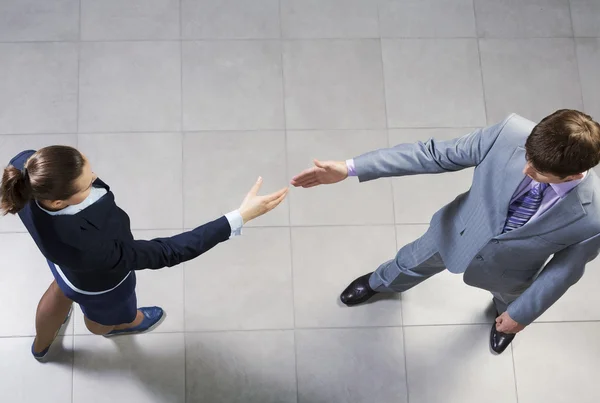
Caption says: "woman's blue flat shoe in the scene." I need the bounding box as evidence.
[104,306,165,337]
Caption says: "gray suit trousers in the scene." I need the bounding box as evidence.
[368,229,520,314]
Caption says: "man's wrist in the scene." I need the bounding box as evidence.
[346,159,357,177]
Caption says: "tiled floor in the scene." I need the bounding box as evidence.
[1,1,599,402]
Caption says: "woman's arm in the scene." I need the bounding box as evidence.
[88,215,232,271]
[84,177,288,271]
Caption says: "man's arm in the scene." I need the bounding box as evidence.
[506,233,600,326]
[353,119,508,182]
[290,117,513,188]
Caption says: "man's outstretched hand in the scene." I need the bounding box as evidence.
[239,177,288,223]
[290,159,348,188]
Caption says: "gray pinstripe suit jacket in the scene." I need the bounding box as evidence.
[354,114,600,325]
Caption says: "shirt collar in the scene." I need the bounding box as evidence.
[36,186,107,216]
[548,171,587,199]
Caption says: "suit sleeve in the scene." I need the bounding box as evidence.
[353,116,514,182]
[507,233,600,326]
[83,216,232,272]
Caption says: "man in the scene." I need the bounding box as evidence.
[291,109,600,354]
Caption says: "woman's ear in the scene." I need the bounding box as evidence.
[49,200,67,210]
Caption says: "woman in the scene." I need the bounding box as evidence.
[1,146,287,361]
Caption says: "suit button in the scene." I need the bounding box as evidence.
[492,239,499,244]
[476,255,484,261]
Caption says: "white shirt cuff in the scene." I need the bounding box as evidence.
[224,210,243,238]
[346,159,357,177]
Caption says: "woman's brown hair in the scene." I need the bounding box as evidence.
[0,146,85,215]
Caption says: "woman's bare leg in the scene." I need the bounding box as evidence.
[33,281,73,353]
[84,310,144,335]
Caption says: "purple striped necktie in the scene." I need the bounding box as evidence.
[503,181,549,233]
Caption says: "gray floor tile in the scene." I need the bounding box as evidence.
[0,234,67,336]
[0,0,79,41]
[73,333,185,403]
[182,131,289,227]
[184,227,294,331]
[395,225,495,325]
[570,0,600,37]
[474,0,572,38]
[182,0,280,39]
[186,331,297,403]
[513,322,600,403]
[389,128,475,224]
[0,43,78,134]
[0,134,77,233]
[283,40,386,129]
[480,38,583,123]
[405,325,517,403]
[382,39,486,127]
[577,38,600,119]
[296,327,407,403]
[287,129,394,226]
[78,132,183,230]
[81,0,180,40]
[291,226,402,328]
[182,41,284,130]
[79,41,181,133]
[281,0,379,39]
[1,1,599,401]
[0,336,73,403]
[379,0,476,38]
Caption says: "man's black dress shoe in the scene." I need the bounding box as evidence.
[490,316,516,354]
[340,272,377,306]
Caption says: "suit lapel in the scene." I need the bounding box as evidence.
[494,146,527,231]
[93,177,110,191]
[78,178,114,230]
[499,171,593,240]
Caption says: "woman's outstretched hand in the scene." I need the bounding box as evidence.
[239,177,288,223]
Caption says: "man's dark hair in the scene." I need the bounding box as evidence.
[525,109,600,177]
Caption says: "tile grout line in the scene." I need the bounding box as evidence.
[0,126,488,137]
[472,0,490,126]
[567,1,587,111]
[177,1,188,402]
[573,41,587,110]
[70,333,75,403]
[377,36,390,132]
[277,0,293,330]
[0,223,447,236]
[572,40,587,111]
[2,318,599,339]
[1,36,595,45]
[510,345,520,403]
[75,0,82,146]
[377,2,410,398]
[277,2,300,401]
[395,215,411,403]
[567,0,576,38]
[72,2,82,402]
